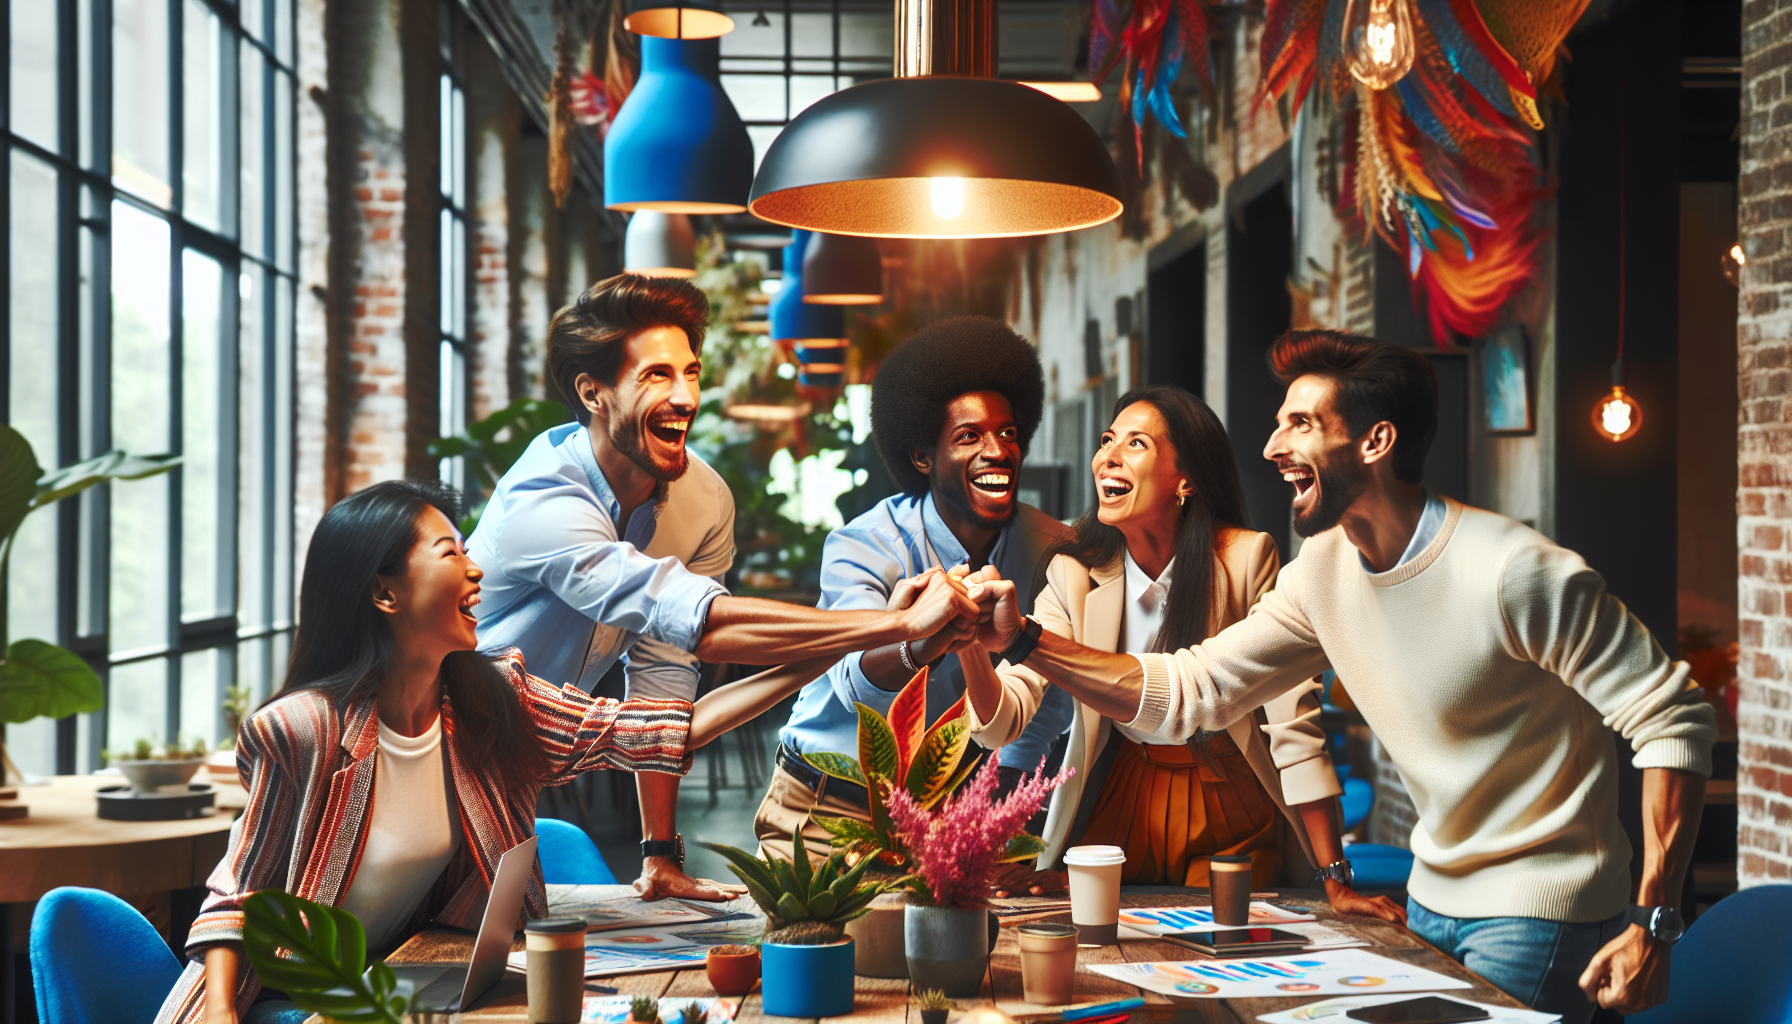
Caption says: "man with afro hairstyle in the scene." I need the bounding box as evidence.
[756,316,1076,866]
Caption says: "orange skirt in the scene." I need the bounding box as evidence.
[1078,734,1281,888]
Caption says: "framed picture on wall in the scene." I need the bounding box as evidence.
[1478,326,1533,434]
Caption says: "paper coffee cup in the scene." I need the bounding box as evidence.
[1209,854,1252,927]
[1063,845,1125,945]
[1018,923,1078,1004]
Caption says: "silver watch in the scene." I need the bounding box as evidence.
[1313,859,1354,887]
[1627,904,1684,945]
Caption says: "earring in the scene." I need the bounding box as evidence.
[1178,494,1186,507]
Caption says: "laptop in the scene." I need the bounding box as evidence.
[390,834,539,1013]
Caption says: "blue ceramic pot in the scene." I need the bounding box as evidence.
[760,938,855,1017]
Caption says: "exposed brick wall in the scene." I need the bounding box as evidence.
[293,0,329,593]
[1736,0,1792,887]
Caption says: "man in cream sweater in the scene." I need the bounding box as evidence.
[969,331,1713,1023]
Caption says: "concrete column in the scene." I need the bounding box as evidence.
[1736,0,1792,887]
[293,0,329,587]
[466,36,518,421]
[512,129,552,404]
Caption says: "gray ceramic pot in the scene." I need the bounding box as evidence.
[114,759,205,793]
[846,892,909,978]
[904,904,989,998]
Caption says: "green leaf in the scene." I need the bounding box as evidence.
[923,756,981,811]
[801,751,868,788]
[806,890,838,921]
[790,829,813,897]
[856,702,901,782]
[808,853,837,903]
[1000,832,1047,864]
[242,890,406,1024]
[696,840,779,894]
[770,852,801,902]
[33,449,180,507]
[0,426,39,560]
[905,710,971,804]
[775,891,806,922]
[0,640,104,725]
[812,814,878,846]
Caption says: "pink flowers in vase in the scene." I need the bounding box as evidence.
[886,758,1072,910]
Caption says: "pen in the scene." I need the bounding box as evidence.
[1061,998,1146,1021]
[584,982,619,993]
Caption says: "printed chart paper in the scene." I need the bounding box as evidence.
[582,996,738,1024]
[507,944,710,978]
[1117,903,1317,935]
[1086,949,1473,999]
[1253,991,1561,1023]
[547,885,725,932]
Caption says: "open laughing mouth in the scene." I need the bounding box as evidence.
[647,416,690,447]
[1099,477,1133,500]
[1282,464,1316,506]
[971,469,1014,496]
[457,591,480,623]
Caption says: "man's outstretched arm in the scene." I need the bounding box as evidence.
[695,570,977,665]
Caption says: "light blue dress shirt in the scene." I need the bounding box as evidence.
[777,492,1076,769]
[1359,488,1447,573]
[468,423,731,697]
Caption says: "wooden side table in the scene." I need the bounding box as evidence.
[0,775,235,1024]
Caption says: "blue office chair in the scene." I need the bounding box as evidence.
[1341,776,1374,832]
[1343,842,1414,891]
[31,886,183,1024]
[1629,885,1792,1024]
[536,816,618,884]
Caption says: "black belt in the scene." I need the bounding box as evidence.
[777,742,869,808]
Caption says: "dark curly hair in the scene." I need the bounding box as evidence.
[548,273,710,426]
[871,316,1045,496]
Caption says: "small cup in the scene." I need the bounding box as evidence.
[1209,854,1252,927]
[1017,923,1078,1005]
[525,916,588,1024]
[1063,845,1126,945]
[705,943,761,996]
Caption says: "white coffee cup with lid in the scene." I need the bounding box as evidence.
[1063,845,1126,945]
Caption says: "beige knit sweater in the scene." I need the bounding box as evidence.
[1127,498,1716,923]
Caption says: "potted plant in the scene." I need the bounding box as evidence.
[890,759,1070,997]
[207,685,251,779]
[913,988,955,1024]
[242,889,410,1024]
[701,828,894,1017]
[628,995,660,1024]
[704,942,760,996]
[0,425,176,788]
[106,736,210,793]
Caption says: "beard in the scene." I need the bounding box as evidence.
[1292,451,1369,538]
[610,415,688,483]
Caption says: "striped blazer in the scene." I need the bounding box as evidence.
[155,649,693,1024]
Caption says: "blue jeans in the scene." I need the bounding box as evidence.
[1407,898,1629,1024]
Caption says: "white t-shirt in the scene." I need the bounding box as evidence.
[339,714,459,948]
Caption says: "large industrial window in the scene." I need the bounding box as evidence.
[4,0,296,774]
[438,8,467,489]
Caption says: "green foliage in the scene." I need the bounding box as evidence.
[0,640,104,725]
[680,1001,709,1024]
[0,425,177,729]
[242,889,408,1024]
[699,828,894,943]
[630,996,660,1023]
[913,989,956,1012]
[105,735,209,762]
[426,398,573,533]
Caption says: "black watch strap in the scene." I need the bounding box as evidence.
[641,834,685,867]
[1001,616,1045,665]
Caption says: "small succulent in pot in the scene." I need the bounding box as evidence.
[914,987,955,1024]
[700,828,893,945]
[628,995,660,1024]
[678,1002,708,1024]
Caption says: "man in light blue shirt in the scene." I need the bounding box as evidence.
[755,316,1077,864]
[471,275,977,900]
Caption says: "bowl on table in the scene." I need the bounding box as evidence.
[113,759,207,793]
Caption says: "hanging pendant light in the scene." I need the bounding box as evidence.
[802,232,884,305]
[1593,375,1643,443]
[747,0,1122,238]
[606,36,753,213]
[624,211,697,277]
[1343,0,1415,90]
[1019,80,1102,103]
[623,0,735,40]
[771,231,850,387]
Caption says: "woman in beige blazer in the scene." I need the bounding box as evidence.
[963,388,1387,912]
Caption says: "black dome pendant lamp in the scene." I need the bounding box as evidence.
[747,0,1123,239]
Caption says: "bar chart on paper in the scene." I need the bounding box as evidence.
[1086,949,1474,999]
[1116,903,1316,935]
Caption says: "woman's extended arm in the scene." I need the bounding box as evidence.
[694,570,977,664]
[204,945,241,1024]
[687,657,836,749]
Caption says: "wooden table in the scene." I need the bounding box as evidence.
[0,775,236,1024]
[378,890,1528,1024]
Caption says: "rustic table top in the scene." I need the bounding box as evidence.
[0,775,235,903]
[375,889,1527,1024]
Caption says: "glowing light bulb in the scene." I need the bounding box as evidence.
[1343,0,1415,91]
[1591,385,1642,443]
[931,176,964,220]
[1723,241,1747,287]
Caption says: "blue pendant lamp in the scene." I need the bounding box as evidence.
[802,231,883,305]
[605,36,753,213]
[770,231,849,388]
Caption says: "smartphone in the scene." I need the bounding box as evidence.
[1343,996,1492,1024]
[1163,927,1310,957]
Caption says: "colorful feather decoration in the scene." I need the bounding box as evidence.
[1260,0,1581,344]
[1094,0,1213,155]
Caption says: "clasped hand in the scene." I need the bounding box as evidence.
[886,564,1024,660]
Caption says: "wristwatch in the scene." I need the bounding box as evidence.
[1627,904,1685,945]
[1313,859,1354,887]
[1000,615,1045,665]
[641,834,686,869]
